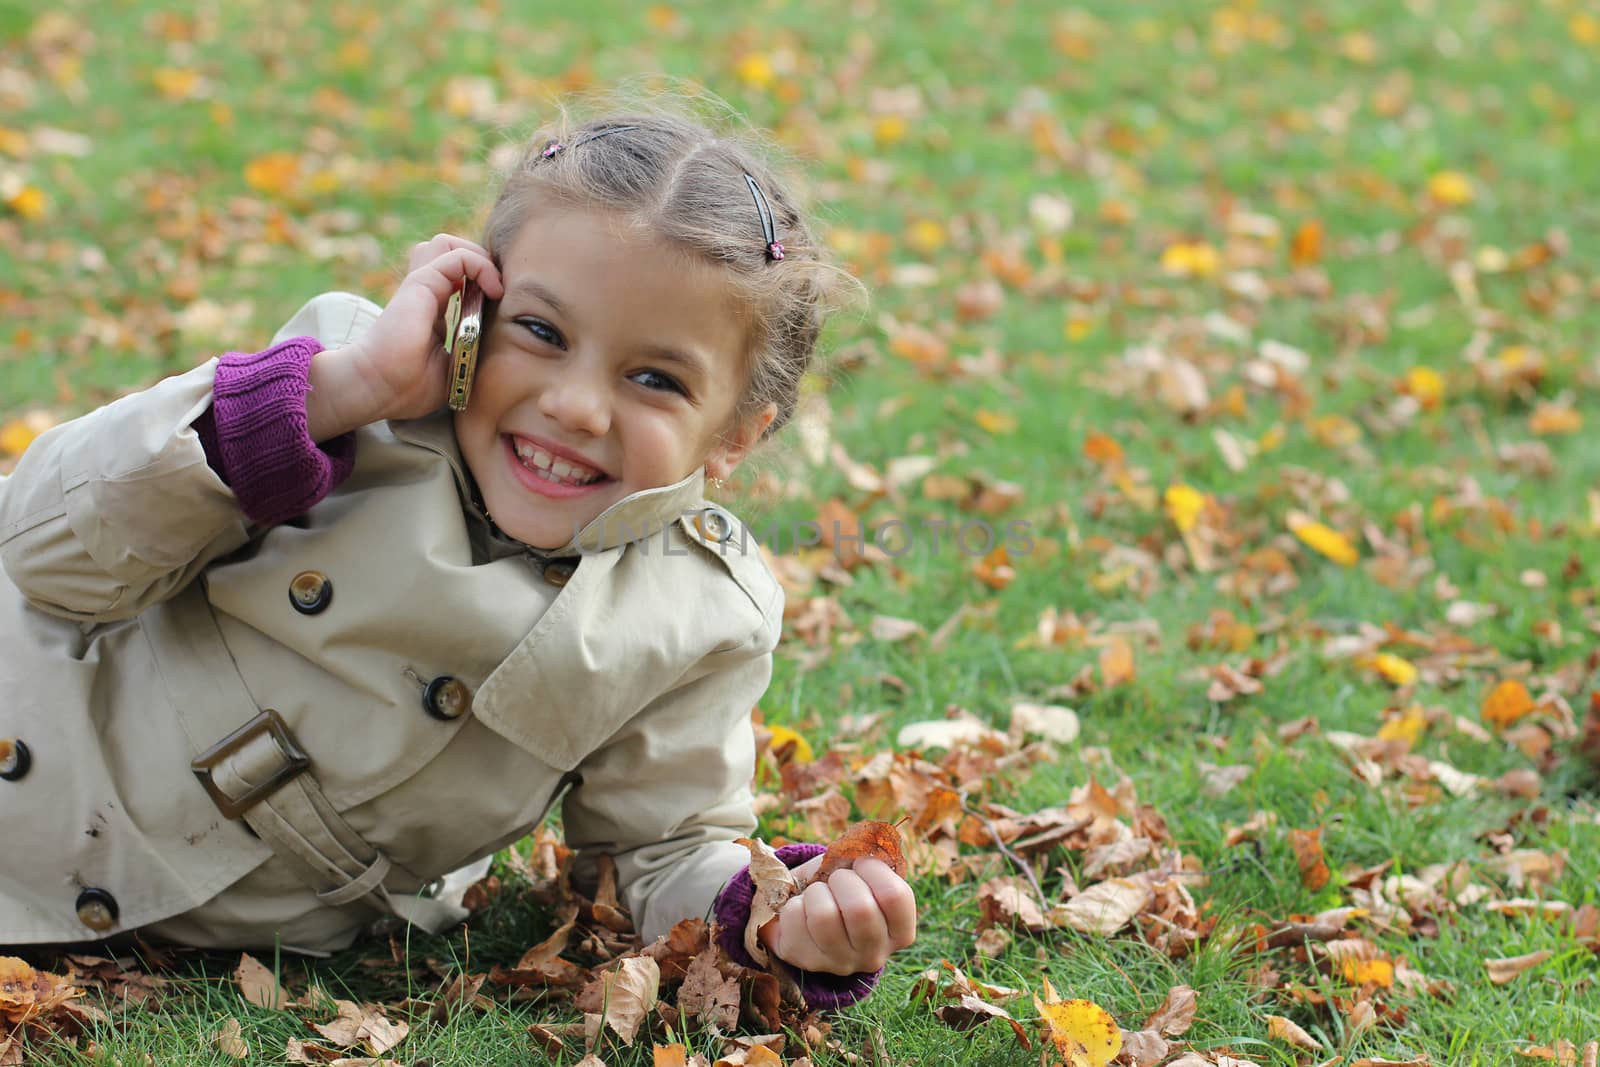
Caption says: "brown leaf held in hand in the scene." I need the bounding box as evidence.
[737,837,801,968]
[816,819,908,881]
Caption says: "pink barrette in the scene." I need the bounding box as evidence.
[767,241,785,261]
[541,142,565,159]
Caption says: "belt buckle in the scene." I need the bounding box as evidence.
[191,709,310,819]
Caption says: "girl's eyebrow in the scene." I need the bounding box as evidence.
[504,279,570,316]
[506,277,709,380]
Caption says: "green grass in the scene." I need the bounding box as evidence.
[4,0,1600,1063]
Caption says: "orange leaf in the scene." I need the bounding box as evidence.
[244,152,301,197]
[1099,637,1135,688]
[1482,679,1536,728]
[817,820,907,881]
[654,1044,689,1067]
[1288,827,1330,891]
[972,546,1015,590]
[1289,219,1324,265]
[1082,431,1124,466]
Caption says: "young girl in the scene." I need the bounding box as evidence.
[0,109,914,1007]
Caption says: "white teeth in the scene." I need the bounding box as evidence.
[510,438,603,485]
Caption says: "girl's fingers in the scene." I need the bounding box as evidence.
[775,896,828,973]
[852,859,919,949]
[407,233,493,273]
[405,248,504,306]
[826,870,891,967]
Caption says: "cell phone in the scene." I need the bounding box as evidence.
[445,278,484,412]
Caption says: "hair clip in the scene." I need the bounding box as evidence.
[541,125,639,163]
[743,173,784,262]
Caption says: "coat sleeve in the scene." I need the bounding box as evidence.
[559,613,777,945]
[0,358,252,623]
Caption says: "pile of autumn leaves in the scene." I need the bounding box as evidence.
[6,694,1600,1066]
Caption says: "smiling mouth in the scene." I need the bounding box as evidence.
[509,437,609,487]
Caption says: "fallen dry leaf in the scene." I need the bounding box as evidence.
[1485,950,1553,985]
[1034,979,1122,1067]
[212,1016,249,1059]
[1052,877,1153,936]
[1141,985,1197,1035]
[1266,1014,1322,1051]
[1289,827,1331,891]
[311,1000,409,1055]
[575,956,660,1047]
[234,952,290,1010]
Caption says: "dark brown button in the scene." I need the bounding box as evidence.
[75,888,119,932]
[289,570,333,614]
[0,738,30,781]
[422,676,471,721]
[542,560,577,587]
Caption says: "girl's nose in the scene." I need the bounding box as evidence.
[537,373,611,437]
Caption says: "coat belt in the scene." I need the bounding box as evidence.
[157,590,469,936]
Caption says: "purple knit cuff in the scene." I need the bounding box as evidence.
[194,336,357,528]
[711,842,884,1011]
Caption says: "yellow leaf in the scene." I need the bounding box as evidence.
[735,53,774,89]
[1340,958,1396,987]
[907,218,945,254]
[1571,12,1600,45]
[1033,993,1123,1067]
[646,7,683,32]
[335,39,370,68]
[4,182,48,220]
[244,152,301,197]
[1290,519,1359,566]
[1159,240,1219,278]
[1376,704,1427,746]
[975,409,1018,435]
[1065,316,1094,341]
[0,126,27,156]
[151,66,201,100]
[1403,367,1444,410]
[873,115,908,146]
[1482,678,1535,728]
[765,724,814,764]
[1426,170,1474,207]
[1370,653,1418,688]
[1163,483,1205,533]
[0,411,55,457]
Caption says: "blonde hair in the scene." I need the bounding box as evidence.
[480,86,863,440]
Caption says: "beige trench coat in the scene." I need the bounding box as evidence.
[0,294,781,951]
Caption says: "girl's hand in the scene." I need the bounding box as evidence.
[760,856,917,976]
[306,235,504,440]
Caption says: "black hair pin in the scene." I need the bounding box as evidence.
[744,173,785,261]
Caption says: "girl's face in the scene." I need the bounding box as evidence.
[454,203,774,551]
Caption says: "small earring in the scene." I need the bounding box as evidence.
[710,475,726,490]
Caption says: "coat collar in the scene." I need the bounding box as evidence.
[386,411,706,557]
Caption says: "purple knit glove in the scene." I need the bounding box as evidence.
[712,842,883,1010]
[193,337,357,527]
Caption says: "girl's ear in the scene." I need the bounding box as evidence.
[706,402,777,482]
